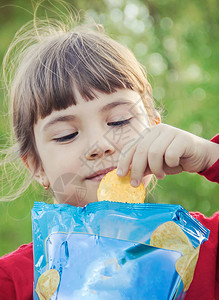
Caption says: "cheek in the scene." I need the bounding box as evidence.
[121,121,146,147]
[107,123,143,149]
[133,114,150,132]
[40,147,82,184]
[53,173,88,205]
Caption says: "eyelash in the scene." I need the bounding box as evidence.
[53,118,132,143]
[107,118,132,127]
[53,132,78,143]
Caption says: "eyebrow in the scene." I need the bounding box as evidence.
[42,100,132,132]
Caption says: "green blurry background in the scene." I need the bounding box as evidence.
[0,0,218,256]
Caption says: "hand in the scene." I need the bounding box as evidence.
[117,123,219,186]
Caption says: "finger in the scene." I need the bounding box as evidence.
[147,133,175,179]
[164,136,186,168]
[143,161,183,176]
[129,140,149,186]
[163,164,183,175]
[130,127,161,185]
[117,127,154,177]
[117,141,137,177]
[143,165,152,176]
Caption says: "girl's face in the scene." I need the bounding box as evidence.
[33,88,151,206]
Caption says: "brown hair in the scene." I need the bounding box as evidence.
[2,15,157,200]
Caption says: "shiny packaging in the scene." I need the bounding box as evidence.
[32,201,209,300]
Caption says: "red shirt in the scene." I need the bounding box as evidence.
[0,135,218,300]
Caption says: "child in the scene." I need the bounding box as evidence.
[0,14,218,300]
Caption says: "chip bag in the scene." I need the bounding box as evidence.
[32,201,209,300]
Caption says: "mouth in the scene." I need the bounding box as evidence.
[85,166,116,182]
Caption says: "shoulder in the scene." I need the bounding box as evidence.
[0,241,33,276]
[0,242,33,267]
[0,242,33,279]
[0,243,33,300]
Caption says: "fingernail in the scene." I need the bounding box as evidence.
[117,168,123,176]
[131,179,139,187]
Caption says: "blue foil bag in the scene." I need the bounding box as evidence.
[32,201,209,300]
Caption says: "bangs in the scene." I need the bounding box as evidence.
[26,31,138,122]
[8,21,155,170]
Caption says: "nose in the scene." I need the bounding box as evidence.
[85,140,115,161]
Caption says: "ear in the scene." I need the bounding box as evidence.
[154,111,161,125]
[21,154,50,188]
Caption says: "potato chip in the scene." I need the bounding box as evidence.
[35,269,60,300]
[35,286,45,300]
[97,169,145,203]
[150,221,200,291]
[176,245,200,291]
[150,221,194,255]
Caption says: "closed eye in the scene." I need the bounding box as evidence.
[107,118,132,127]
[53,132,78,143]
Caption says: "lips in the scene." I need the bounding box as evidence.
[85,166,116,181]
